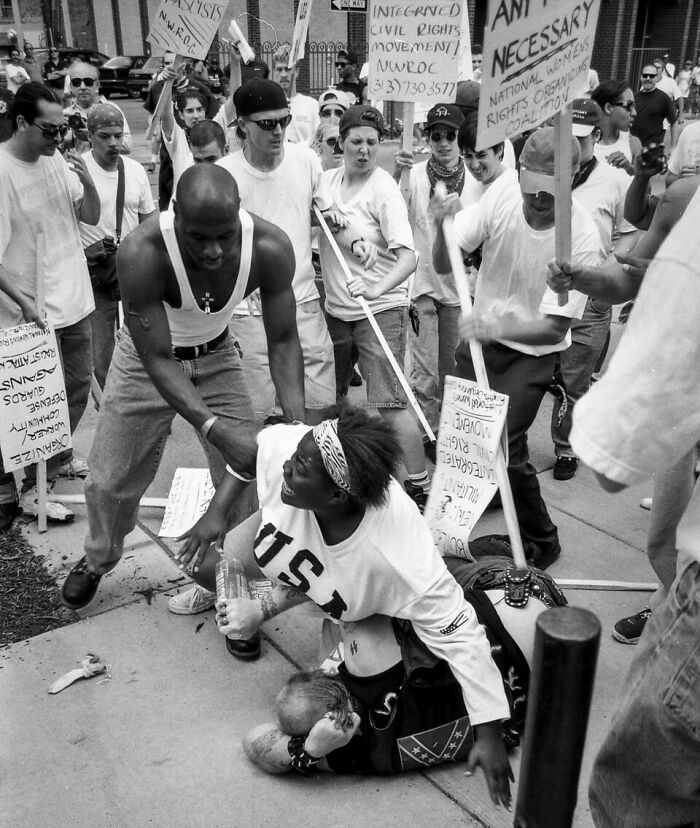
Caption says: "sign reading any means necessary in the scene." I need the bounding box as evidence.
[368,1,466,102]
[148,0,229,60]
[477,0,601,149]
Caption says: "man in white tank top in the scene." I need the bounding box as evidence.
[61,164,307,615]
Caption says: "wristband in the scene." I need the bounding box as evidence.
[287,736,320,775]
[199,416,219,440]
[350,237,364,255]
[225,464,255,483]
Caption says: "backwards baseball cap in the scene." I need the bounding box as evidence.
[337,49,360,66]
[338,104,384,136]
[455,80,480,115]
[233,79,288,118]
[519,127,580,196]
[425,103,464,131]
[87,103,124,132]
[318,88,351,112]
[571,98,602,137]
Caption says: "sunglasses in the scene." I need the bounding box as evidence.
[641,73,656,79]
[322,107,344,117]
[611,101,635,112]
[71,77,96,88]
[31,121,69,139]
[429,130,457,142]
[247,114,292,131]
[335,61,349,68]
[324,136,340,147]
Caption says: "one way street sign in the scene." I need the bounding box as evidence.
[331,0,367,11]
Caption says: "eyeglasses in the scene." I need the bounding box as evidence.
[31,121,69,139]
[247,114,292,131]
[335,61,349,68]
[71,77,96,88]
[611,101,635,112]
[641,73,656,79]
[429,130,457,143]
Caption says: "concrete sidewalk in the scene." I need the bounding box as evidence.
[0,379,656,827]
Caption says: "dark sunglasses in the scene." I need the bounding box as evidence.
[247,113,292,131]
[641,72,656,79]
[429,130,457,142]
[335,61,349,68]
[31,121,69,139]
[71,77,96,88]
[324,136,340,147]
[322,107,344,117]
[611,101,635,111]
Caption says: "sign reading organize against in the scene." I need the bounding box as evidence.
[0,323,71,473]
[159,468,215,537]
[477,0,601,148]
[367,1,466,102]
[424,376,508,559]
[148,0,230,60]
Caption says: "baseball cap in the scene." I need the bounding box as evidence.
[519,127,580,195]
[87,103,124,132]
[241,59,270,82]
[337,49,360,66]
[571,98,602,137]
[318,88,351,113]
[425,103,464,131]
[338,104,384,136]
[233,79,288,117]
[455,80,480,115]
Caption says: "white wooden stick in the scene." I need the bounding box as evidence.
[400,102,415,203]
[53,494,168,509]
[441,213,528,570]
[145,55,184,142]
[313,205,435,442]
[36,232,47,533]
[558,579,658,592]
[554,107,573,307]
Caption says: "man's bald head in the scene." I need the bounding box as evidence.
[69,61,98,80]
[174,164,240,222]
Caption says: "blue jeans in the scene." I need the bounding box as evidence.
[551,298,611,457]
[89,289,119,390]
[589,561,700,827]
[409,295,460,435]
[83,326,255,575]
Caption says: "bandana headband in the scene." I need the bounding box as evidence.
[312,419,355,495]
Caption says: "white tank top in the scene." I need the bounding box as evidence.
[160,208,253,347]
[593,131,633,164]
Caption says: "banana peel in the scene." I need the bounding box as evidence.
[48,653,108,694]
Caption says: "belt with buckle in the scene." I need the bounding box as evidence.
[172,328,228,361]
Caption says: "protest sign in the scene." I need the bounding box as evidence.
[0,322,71,473]
[424,376,508,559]
[147,0,230,60]
[477,0,601,148]
[367,0,465,102]
[289,0,314,66]
[159,468,214,538]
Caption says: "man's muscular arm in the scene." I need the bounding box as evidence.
[253,222,306,422]
[117,220,256,474]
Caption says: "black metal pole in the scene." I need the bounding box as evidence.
[514,607,601,828]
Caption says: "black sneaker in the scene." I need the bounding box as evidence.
[225,630,262,661]
[350,369,363,387]
[612,608,651,645]
[553,456,578,481]
[0,499,19,532]
[404,480,428,514]
[61,557,102,609]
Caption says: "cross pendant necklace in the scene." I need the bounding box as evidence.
[201,292,212,314]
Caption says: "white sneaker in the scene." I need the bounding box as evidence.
[168,585,216,615]
[58,455,90,479]
[19,486,75,522]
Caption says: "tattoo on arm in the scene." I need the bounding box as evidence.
[259,583,310,620]
[248,730,293,772]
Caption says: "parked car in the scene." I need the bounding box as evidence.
[99,55,148,97]
[33,47,110,90]
[128,55,162,99]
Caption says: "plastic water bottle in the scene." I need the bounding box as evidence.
[215,556,250,601]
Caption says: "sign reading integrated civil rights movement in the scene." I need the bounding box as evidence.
[367,1,467,102]
[477,0,601,148]
[425,377,508,559]
[0,323,71,473]
[148,0,230,59]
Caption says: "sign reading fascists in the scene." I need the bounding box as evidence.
[148,0,230,60]
[368,1,465,102]
[424,376,508,559]
[477,0,601,148]
[0,322,71,473]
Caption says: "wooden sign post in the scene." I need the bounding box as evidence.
[145,0,230,141]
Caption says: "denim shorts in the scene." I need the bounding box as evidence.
[326,307,408,408]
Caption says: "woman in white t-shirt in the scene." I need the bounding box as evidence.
[590,80,641,174]
[317,106,430,509]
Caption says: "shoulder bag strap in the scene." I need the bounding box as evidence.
[115,156,125,244]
